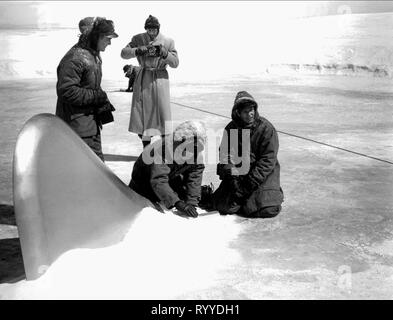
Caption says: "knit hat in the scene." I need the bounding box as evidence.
[92,17,119,38]
[231,91,259,126]
[233,91,257,109]
[173,121,207,146]
[144,15,160,30]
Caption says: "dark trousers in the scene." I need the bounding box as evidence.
[126,69,137,91]
[82,132,104,162]
[213,178,282,218]
[129,175,187,212]
[138,134,167,148]
[240,205,282,218]
[138,134,151,148]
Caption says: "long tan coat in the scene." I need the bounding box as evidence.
[124,32,179,136]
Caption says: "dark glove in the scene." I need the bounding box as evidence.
[97,100,115,112]
[217,164,234,179]
[231,178,250,203]
[135,46,148,56]
[175,201,198,218]
[94,89,108,105]
[96,101,115,125]
[160,44,168,58]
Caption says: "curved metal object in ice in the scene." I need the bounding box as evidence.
[13,113,152,280]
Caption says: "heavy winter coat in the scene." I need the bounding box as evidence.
[124,32,179,136]
[55,42,107,137]
[129,138,204,209]
[215,95,284,215]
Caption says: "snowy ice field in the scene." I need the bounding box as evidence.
[0,11,392,202]
[0,10,393,299]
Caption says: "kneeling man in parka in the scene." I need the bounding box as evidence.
[213,91,284,218]
[129,121,206,218]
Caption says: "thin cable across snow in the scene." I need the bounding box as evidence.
[171,101,393,165]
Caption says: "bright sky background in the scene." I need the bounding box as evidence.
[2,1,393,29]
[0,1,392,81]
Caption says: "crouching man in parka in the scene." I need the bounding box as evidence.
[213,91,284,218]
[129,121,206,218]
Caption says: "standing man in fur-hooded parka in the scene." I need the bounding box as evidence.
[213,91,284,218]
[129,121,206,218]
[121,15,179,148]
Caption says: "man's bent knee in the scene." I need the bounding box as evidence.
[241,205,282,218]
[254,205,281,218]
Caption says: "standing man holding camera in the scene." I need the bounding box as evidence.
[56,17,118,161]
[121,15,179,148]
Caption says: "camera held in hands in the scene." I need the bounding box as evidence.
[146,45,161,57]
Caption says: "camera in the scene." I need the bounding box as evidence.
[146,45,161,57]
